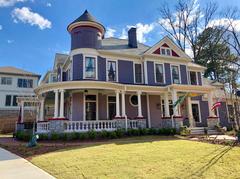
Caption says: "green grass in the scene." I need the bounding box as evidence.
[31,136,240,179]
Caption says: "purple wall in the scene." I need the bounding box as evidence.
[197,72,202,85]
[164,63,171,85]
[72,54,83,80]
[62,72,66,81]
[72,93,84,121]
[71,26,102,50]
[98,56,106,81]
[149,95,162,128]
[180,65,188,84]
[125,95,147,119]
[118,60,134,84]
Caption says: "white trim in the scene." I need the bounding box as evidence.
[170,64,181,84]
[154,62,165,84]
[83,92,98,121]
[83,55,98,80]
[144,60,148,84]
[133,62,143,84]
[106,59,118,82]
[191,100,202,123]
[129,94,138,107]
[188,70,199,85]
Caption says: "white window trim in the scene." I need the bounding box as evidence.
[106,95,116,120]
[106,59,118,82]
[188,71,199,85]
[133,62,144,84]
[83,93,99,121]
[160,47,172,56]
[191,100,202,123]
[154,62,165,84]
[170,64,181,84]
[143,61,148,84]
[83,55,98,80]
[129,94,138,107]
[1,77,12,85]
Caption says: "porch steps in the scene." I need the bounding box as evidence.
[190,127,222,135]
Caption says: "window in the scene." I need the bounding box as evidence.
[107,61,117,82]
[130,95,138,107]
[12,95,18,106]
[155,63,164,83]
[85,56,96,79]
[108,96,116,120]
[171,65,180,84]
[134,63,142,83]
[1,77,12,85]
[85,95,97,120]
[162,100,173,117]
[227,105,234,122]
[18,79,33,88]
[5,95,11,106]
[189,71,197,85]
[161,48,171,56]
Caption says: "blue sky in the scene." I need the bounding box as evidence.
[0,0,240,77]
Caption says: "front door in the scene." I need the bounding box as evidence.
[192,103,200,124]
[85,95,97,120]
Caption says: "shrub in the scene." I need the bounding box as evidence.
[87,130,97,140]
[38,133,49,140]
[79,132,88,140]
[148,128,158,135]
[16,131,32,141]
[115,129,125,138]
[139,128,148,135]
[50,132,60,140]
[109,131,117,139]
[98,130,109,139]
[179,126,190,136]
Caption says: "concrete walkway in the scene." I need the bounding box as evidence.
[0,148,55,179]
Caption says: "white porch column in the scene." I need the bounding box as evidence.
[187,96,194,127]
[121,91,126,117]
[164,92,170,117]
[137,91,143,117]
[115,90,120,117]
[54,90,59,118]
[21,101,24,123]
[172,89,179,116]
[39,98,45,121]
[59,89,65,118]
[208,91,215,117]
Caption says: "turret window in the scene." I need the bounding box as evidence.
[84,56,97,79]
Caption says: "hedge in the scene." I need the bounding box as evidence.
[15,128,177,141]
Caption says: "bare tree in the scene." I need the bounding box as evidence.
[158,0,218,60]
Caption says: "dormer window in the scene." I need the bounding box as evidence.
[161,48,171,56]
[84,56,97,79]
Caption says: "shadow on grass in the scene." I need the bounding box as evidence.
[0,135,180,159]
[183,144,234,179]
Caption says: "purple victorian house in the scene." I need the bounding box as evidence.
[20,10,234,134]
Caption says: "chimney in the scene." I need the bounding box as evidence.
[128,27,137,48]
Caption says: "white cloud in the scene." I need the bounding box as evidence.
[0,0,26,7]
[0,25,2,30]
[119,22,156,43]
[11,7,52,30]
[105,28,116,38]
[208,18,240,32]
[46,2,51,7]
[7,39,14,43]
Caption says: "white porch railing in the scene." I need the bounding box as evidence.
[37,122,49,133]
[64,120,118,132]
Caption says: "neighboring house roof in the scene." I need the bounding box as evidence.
[203,78,224,87]
[53,53,69,70]
[188,62,206,70]
[0,66,40,78]
[100,37,150,56]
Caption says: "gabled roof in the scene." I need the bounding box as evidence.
[53,53,69,70]
[0,66,40,78]
[143,36,192,61]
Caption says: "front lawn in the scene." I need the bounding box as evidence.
[30,136,240,179]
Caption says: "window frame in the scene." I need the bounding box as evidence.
[154,62,165,84]
[106,95,116,120]
[170,64,181,84]
[1,77,12,85]
[160,47,172,56]
[106,59,118,82]
[83,55,98,80]
[129,95,138,107]
[5,95,12,106]
[83,93,98,121]
[133,62,143,84]
[17,78,33,88]
[188,71,199,85]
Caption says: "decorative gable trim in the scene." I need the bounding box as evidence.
[143,36,191,61]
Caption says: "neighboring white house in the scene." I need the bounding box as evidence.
[0,66,40,132]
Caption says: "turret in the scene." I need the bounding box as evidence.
[67,10,105,50]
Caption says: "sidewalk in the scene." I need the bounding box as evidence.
[0,147,55,179]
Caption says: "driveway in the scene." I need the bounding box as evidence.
[0,147,55,179]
